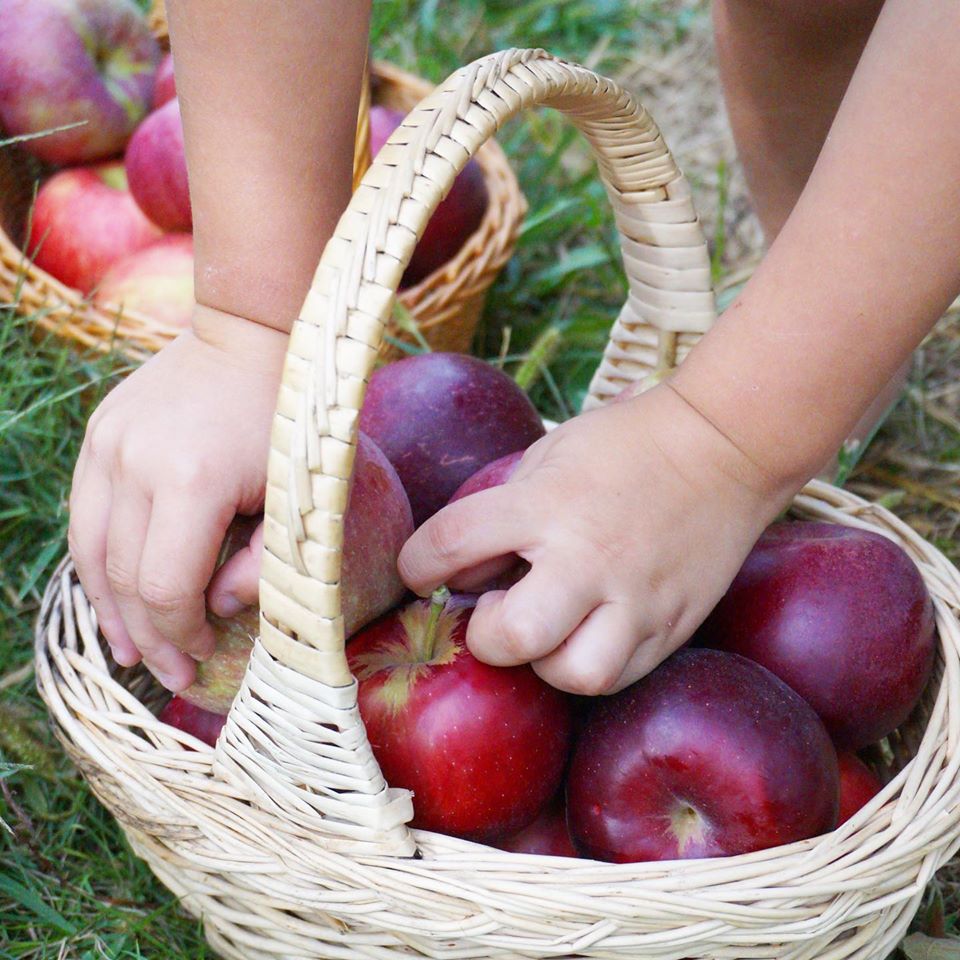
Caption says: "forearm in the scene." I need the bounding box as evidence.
[166,0,371,334]
[672,0,960,487]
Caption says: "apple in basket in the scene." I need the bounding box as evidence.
[369,105,488,287]
[94,234,195,328]
[153,53,176,108]
[125,97,191,231]
[837,751,883,825]
[27,162,162,293]
[347,590,574,842]
[181,433,415,714]
[0,0,160,164]
[158,696,227,748]
[359,352,545,526]
[566,648,839,863]
[493,795,578,858]
[696,521,937,750]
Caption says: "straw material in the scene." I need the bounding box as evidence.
[35,49,960,959]
[0,4,523,361]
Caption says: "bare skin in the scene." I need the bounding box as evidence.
[69,0,960,696]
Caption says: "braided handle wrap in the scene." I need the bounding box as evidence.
[212,50,715,853]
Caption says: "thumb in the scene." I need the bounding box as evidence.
[207,521,264,617]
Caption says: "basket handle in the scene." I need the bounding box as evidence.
[213,49,716,853]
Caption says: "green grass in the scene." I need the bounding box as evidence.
[2,1,958,957]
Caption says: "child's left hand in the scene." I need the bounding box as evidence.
[398,382,797,694]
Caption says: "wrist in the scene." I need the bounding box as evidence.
[190,303,290,372]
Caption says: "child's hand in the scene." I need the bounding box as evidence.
[398,383,796,695]
[68,309,287,692]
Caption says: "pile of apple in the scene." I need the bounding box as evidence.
[1,0,487,327]
[155,349,937,864]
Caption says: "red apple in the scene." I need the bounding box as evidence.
[448,450,524,504]
[181,433,415,713]
[95,234,194,328]
[837,751,883,825]
[697,521,936,750]
[348,591,574,842]
[0,0,159,164]
[125,98,191,231]
[27,162,162,293]
[493,795,578,858]
[153,53,176,108]
[359,353,545,525]
[158,696,227,748]
[369,105,488,287]
[567,648,839,863]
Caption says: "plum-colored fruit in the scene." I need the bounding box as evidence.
[95,234,195,328]
[125,97,191,231]
[348,592,574,842]
[0,0,159,164]
[27,162,162,293]
[494,796,578,858]
[181,433,414,713]
[369,105,488,287]
[697,521,937,750]
[359,353,544,525]
[448,449,524,503]
[837,751,883,825]
[567,648,839,863]
[158,696,227,748]
[153,52,176,108]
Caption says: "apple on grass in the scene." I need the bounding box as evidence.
[125,97,191,231]
[347,589,574,843]
[0,0,159,164]
[27,162,162,293]
[180,433,415,714]
[369,105,488,288]
[566,648,839,863]
[359,352,545,526]
[94,234,195,329]
[697,521,936,750]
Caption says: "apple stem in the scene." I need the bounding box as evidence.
[423,586,451,660]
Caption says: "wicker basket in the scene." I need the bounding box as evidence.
[36,50,960,959]
[0,18,524,361]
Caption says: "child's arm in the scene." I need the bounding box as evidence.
[399,0,960,694]
[67,1,370,690]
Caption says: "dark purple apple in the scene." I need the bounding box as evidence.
[567,648,839,863]
[348,591,574,842]
[448,450,524,504]
[359,353,544,525]
[697,521,936,750]
[837,751,883,825]
[0,0,160,164]
[125,97,190,231]
[493,795,578,858]
[369,105,488,287]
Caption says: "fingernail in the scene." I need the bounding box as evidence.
[156,670,190,693]
[210,592,246,618]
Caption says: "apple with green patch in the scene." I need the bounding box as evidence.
[0,0,160,164]
[348,589,574,842]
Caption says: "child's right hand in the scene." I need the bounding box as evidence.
[67,307,287,692]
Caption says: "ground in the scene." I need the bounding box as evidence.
[2,1,959,956]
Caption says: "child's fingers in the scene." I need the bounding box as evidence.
[138,492,229,658]
[464,564,598,667]
[105,492,196,691]
[446,554,520,593]
[68,468,140,666]
[398,487,534,595]
[207,521,264,616]
[606,635,678,694]
[530,601,639,696]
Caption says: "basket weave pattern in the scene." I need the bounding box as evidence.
[36,49,960,959]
